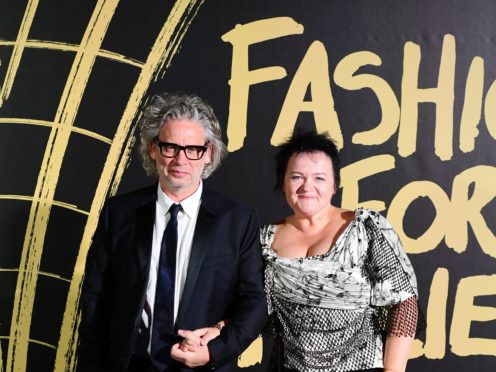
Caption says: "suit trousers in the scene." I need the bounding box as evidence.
[128,354,181,372]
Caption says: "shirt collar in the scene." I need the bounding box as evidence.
[156,182,203,218]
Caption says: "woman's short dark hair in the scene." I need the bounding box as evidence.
[274,131,341,192]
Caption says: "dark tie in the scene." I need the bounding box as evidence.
[150,203,181,370]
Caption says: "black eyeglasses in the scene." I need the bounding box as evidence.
[155,140,208,160]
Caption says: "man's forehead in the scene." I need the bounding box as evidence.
[159,119,206,138]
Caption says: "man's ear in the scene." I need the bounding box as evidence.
[204,143,212,164]
[150,142,157,160]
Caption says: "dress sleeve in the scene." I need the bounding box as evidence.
[364,211,425,337]
[365,212,418,305]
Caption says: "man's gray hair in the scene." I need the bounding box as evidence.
[139,93,227,178]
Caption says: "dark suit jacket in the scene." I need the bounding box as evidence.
[77,185,268,372]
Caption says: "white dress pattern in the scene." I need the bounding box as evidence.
[261,208,420,372]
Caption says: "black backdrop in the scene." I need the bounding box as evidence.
[1,1,495,371]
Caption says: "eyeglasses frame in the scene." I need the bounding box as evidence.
[154,140,209,160]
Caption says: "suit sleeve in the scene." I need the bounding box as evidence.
[77,202,114,372]
[207,209,269,368]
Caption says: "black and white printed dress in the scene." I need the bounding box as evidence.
[261,208,423,372]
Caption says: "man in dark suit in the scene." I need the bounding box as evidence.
[77,93,268,371]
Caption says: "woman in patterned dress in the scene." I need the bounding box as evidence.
[261,131,423,372]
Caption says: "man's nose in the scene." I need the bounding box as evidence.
[173,148,189,162]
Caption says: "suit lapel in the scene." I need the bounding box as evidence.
[176,202,215,327]
[135,198,156,283]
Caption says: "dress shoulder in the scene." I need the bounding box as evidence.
[260,224,276,258]
[356,208,420,305]
[260,224,275,240]
[355,208,403,250]
[354,207,386,224]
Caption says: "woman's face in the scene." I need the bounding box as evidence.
[283,151,336,216]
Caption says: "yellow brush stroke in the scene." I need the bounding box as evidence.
[238,336,263,367]
[55,1,206,371]
[0,118,112,144]
[27,339,56,350]
[110,132,136,195]
[0,336,55,350]
[154,0,205,82]
[7,1,120,371]
[0,0,39,107]
[0,268,71,283]
[0,194,88,215]
[0,40,144,68]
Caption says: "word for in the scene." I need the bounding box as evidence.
[341,156,495,258]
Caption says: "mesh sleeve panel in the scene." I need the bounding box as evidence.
[387,296,419,337]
